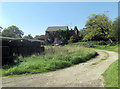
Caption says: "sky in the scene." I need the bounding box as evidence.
[0,2,118,37]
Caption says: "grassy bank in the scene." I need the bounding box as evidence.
[103,60,118,87]
[1,45,97,76]
[69,42,118,52]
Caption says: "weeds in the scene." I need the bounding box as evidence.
[2,45,97,76]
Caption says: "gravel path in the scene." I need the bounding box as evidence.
[2,49,118,87]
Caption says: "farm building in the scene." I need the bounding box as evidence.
[1,36,44,65]
[45,26,79,45]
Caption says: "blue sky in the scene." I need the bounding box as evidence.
[0,2,118,37]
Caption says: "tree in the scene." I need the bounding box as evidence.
[68,36,78,43]
[23,34,33,39]
[73,26,79,41]
[34,35,45,40]
[2,25,24,38]
[79,28,87,41]
[111,17,120,41]
[83,14,112,41]
[74,26,78,31]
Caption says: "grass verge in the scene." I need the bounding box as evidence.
[1,45,97,77]
[69,42,118,52]
[103,60,118,87]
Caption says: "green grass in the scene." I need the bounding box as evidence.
[69,42,118,52]
[94,45,118,52]
[69,42,97,48]
[1,45,97,77]
[103,60,118,87]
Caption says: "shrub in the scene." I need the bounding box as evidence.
[97,41,107,45]
[68,36,77,43]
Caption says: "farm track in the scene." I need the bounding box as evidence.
[2,50,118,87]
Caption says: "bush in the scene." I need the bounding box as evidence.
[97,41,107,45]
[68,36,78,43]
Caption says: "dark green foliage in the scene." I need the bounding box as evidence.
[23,34,33,39]
[34,35,45,40]
[79,28,87,41]
[54,29,69,42]
[97,41,107,45]
[2,25,24,38]
[73,26,79,41]
[74,26,78,31]
[68,36,78,43]
[111,17,120,41]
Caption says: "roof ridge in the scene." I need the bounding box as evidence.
[46,26,68,31]
[48,26,68,27]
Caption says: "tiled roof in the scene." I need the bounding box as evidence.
[46,26,68,31]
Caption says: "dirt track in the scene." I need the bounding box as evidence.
[2,49,118,87]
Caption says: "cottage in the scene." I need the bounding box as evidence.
[45,26,79,45]
[45,26,68,45]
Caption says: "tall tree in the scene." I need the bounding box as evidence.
[79,28,87,41]
[73,26,79,41]
[34,35,45,40]
[74,26,78,31]
[2,25,24,38]
[23,34,33,39]
[111,17,120,41]
[83,14,112,41]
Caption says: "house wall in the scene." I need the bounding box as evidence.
[45,29,79,44]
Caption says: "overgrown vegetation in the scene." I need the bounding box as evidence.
[55,28,69,42]
[1,45,97,76]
